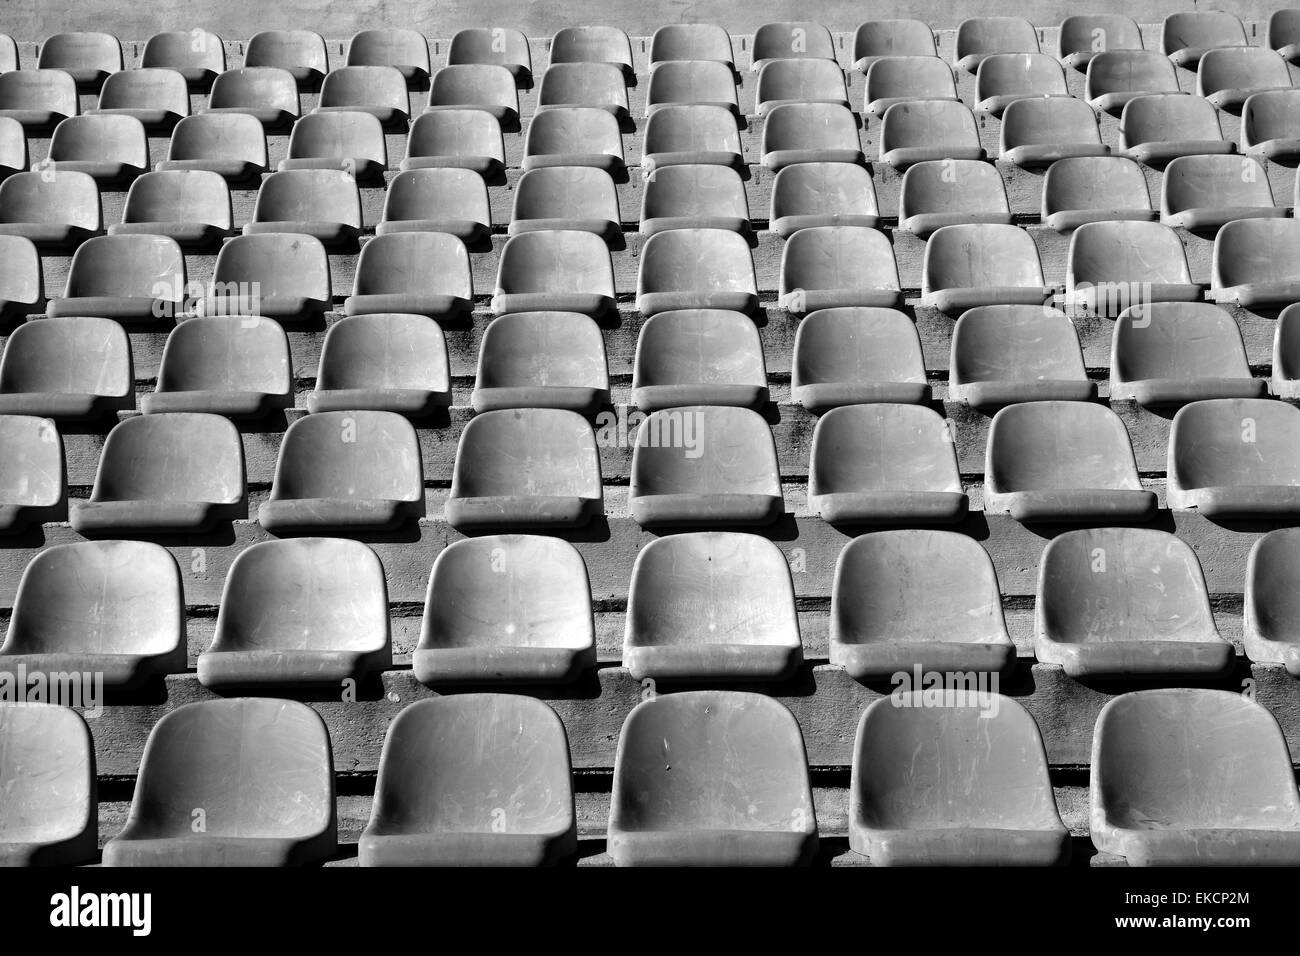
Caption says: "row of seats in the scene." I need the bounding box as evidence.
[5,687,1299,866]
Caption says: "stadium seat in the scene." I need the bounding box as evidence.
[624,532,801,681]
[954,16,1039,73]
[831,531,1014,680]
[1241,88,1300,161]
[1,541,184,688]
[1000,95,1109,166]
[985,402,1156,522]
[1058,14,1143,70]
[637,228,758,316]
[0,35,17,73]
[779,225,900,313]
[143,315,293,417]
[244,30,329,88]
[510,166,620,240]
[70,412,244,534]
[1065,220,1201,316]
[426,65,520,130]
[280,110,387,181]
[204,233,331,322]
[472,311,610,414]
[43,114,148,185]
[645,60,738,114]
[244,168,362,248]
[1167,398,1300,517]
[852,19,937,73]
[1085,51,1180,113]
[1267,9,1300,63]
[791,307,928,410]
[0,415,65,532]
[156,112,267,185]
[1274,303,1300,398]
[550,25,634,77]
[415,537,595,685]
[1161,10,1247,67]
[198,537,391,687]
[1210,218,1300,307]
[948,305,1094,409]
[308,312,451,416]
[640,163,748,236]
[202,67,300,130]
[141,29,225,89]
[974,52,1068,115]
[446,408,603,530]
[537,63,629,119]
[1037,528,1231,678]
[1245,528,1300,673]
[0,235,41,320]
[0,70,78,130]
[1159,154,1280,231]
[920,223,1050,314]
[1041,156,1154,231]
[750,21,835,72]
[493,230,615,317]
[1092,689,1300,865]
[762,102,863,169]
[850,693,1068,865]
[755,58,849,115]
[345,28,430,83]
[522,106,624,173]
[0,316,132,419]
[898,159,1011,237]
[260,411,423,532]
[402,110,505,178]
[809,403,966,525]
[632,309,767,411]
[1197,47,1293,111]
[644,103,742,170]
[376,168,491,243]
[0,705,96,866]
[608,691,817,866]
[862,56,956,118]
[447,27,532,83]
[87,68,189,130]
[879,99,984,168]
[360,696,576,866]
[109,169,234,247]
[1118,93,1233,165]
[47,234,186,321]
[102,698,336,867]
[0,116,24,178]
[315,66,410,129]
[630,405,781,527]
[769,162,879,237]
[344,232,472,319]
[649,23,734,67]
[37,32,121,90]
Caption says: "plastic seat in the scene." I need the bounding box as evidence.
[809,404,965,525]
[792,307,928,410]
[1246,528,1300,673]
[143,316,292,418]
[762,102,865,171]
[974,52,1068,115]
[315,66,409,129]
[0,415,64,532]
[985,402,1156,522]
[755,58,849,115]
[1197,47,1293,111]
[201,67,300,130]
[645,60,738,114]
[1268,9,1300,63]
[537,63,629,120]
[38,32,121,90]
[260,411,423,532]
[863,56,956,118]
[109,169,234,247]
[244,30,329,88]
[87,68,189,130]
[416,538,594,686]
[510,166,620,240]
[1210,218,1300,307]
[1092,689,1300,865]
[650,23,734,67]
[0,70,78,130]
[1058,15,1144,70]
[446,408,602,531]
[851,693,1067,865]
[0,116,24,178]
[345,28,430,83]
[1162,11,1247,67]
[1000,96,1109,167]
[948,305,1094,409]
[402,109,505,178]
[769,162,878,237]
[550,26,634,78]
[637,228,758,316]
[244,169,361,248]
[0,705,96,866]
[954,17,1039,73]
[376,168,491,243]
[0,316,132,419]
[921,224,1050,314]
[1065,220,1201,316]
[426,65,520,130]
[155,113,267,185]
[44,114,148,185]
[344,232,472,319]
[609,691,817,866]
[1119,93,1233,165]
[0,235,41,320]
[1041,156,1154,232]
[203,233,331,322]
[643,104,742,170]
[832,531,1015,680]
[70,413,243,534]
[0,171,101,251]
[103,698,336,867]
[0,541,184,689]
[1274,302,1300,398]
[779,225,900,314]
[630,405,781,527]
[624,532,801,681]
[750,21,836,72]
[308,313,450,416]
[361,696,576,866]
[141,30,225,89]
[472,312,610,414]
[199,537,390,687]
[632,310,767,411]
[0,35,17,73]
[279,111,387,182]
[493,230,614,317]
[522,106,624,173]
[878,100,984,169]
[898,159,1011,238]
[1085,51,1181,113]
[1242,88,1300,161]
[1160,154,1281,231]
[1168,398,1300,516]
[447,27,532,83]
[852,20,937,73]
[47,234,186,321]
[639,164,747,237]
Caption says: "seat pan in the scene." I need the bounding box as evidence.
[140,389,289,418]
[855,826,1070,866]
[412,645,592,686]
[400,156,504,178]
[492,292,614,317]
[102,835,319,867]
[1164,206,1286,231]
[763,147,863,170]
[1000,489,1157,523]
[155,158,264,184]
[242,221,359,247]
[258,497,420,532]
[1047,639,1234,680]
[48,296,173,321]
[359,829,575,867]
[109,222,231,246]
[445,495,600,530]
[374,219,489,243]
[470,385,608,416]
[197,648,388,687]
[307,387,450,416]
[795,382,930,411]
[1003,143,1110,166]
[630,492,782,527]
[0,651,172,690]
[1121,377,1267,407]
[1106,827,1300,867]
[343,293,470,319]
[831,640,1015,681]
[958,379,1097,410]
[1176,485,1300,518]
[0,393,124,420]
[812,491,968,525]
[70,500,238,534]
[637,291,758,317]
[205,293,329,321]
[608,828,815,867]
[623,643,801,683]
[923,286,1050,315]
[632,383,767,412]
